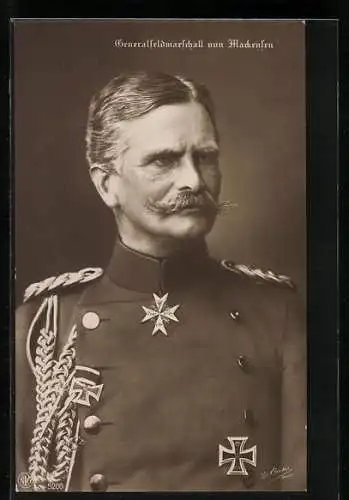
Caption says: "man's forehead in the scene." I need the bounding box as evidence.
[121,102,218,153]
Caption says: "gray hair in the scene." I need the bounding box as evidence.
[85,71,218,172]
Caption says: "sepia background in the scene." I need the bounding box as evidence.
[14,20,306,304]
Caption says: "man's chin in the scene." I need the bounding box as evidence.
[161,213,215,240]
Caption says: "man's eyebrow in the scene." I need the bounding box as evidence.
[140,144,220,166]
[194,145,220,153]
[141,148,185,165]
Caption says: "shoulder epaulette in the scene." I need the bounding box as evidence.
[23,267,104,303]
[220,259,295,289]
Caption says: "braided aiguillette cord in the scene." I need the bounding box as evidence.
[37,323,78,439]
[26,296,52,377]
[37,368,76,440]
[64,419,81,492]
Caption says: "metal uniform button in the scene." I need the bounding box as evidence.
[237,355,249,371]
[243,409,255,426]
[83,415,101,434]
[89,473,107,491]
[82,311,100,330]
[230,311,240,321]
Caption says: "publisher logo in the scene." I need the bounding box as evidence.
[17,472,33,489]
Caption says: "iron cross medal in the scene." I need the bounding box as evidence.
[141,293,180,336]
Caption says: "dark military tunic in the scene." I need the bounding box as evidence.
[16,239,306,491]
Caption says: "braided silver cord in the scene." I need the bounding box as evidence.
[28,296,58,490]
[50,327,79,486]
[50,406,78,485]
[221,260,295,289]
[26,296,79,491]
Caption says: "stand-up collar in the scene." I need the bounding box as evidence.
[106,238,211,293]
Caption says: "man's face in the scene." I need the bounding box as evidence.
[111,101,221,243]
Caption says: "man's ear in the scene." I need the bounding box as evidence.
[90,166,120,209]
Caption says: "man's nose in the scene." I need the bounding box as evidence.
[177,157,204,192]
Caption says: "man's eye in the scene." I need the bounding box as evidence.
[153,156,178,168]
[196,151,219,164]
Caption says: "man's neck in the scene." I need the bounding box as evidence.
[117,230,203,259]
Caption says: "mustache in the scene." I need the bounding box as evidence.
[145,191,236,216]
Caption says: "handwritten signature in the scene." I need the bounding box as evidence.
[261,465,294,482]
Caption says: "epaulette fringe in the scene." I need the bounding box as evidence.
[23,267,104,303]
[221,260,295,289]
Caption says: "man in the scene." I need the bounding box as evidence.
[15,71,306,492]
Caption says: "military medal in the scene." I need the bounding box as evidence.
[141,293,180,336]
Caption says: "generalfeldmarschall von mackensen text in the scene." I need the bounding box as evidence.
[113,39,274,50]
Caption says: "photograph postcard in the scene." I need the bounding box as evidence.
[13,18,311,493]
